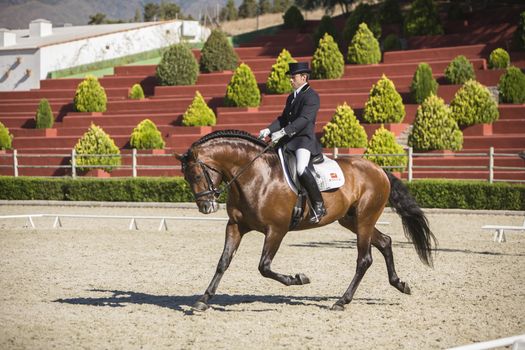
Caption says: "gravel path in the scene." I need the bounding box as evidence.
[0,203,524,349]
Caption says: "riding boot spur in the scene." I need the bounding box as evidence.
[298,169,327,223]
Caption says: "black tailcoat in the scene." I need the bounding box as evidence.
[267,83,322,155]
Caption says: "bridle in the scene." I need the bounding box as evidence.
[186,143,272,201]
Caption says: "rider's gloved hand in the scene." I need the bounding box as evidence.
[258,128,271,140]
[271,128,287,144]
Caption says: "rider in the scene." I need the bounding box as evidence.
[258,62,327,223]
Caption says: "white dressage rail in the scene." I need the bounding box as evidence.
[482,218,525,242]
[447,334,525,350]
[0,214,229,231]
[0,214,390,231]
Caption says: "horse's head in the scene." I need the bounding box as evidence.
[175,150,222,214]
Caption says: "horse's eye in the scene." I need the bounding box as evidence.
[194,174,202,181]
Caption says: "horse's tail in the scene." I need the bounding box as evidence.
[385,171,436,267]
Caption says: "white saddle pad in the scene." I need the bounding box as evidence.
[278,149,345,194]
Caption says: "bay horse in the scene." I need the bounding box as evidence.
[175,129,436,312]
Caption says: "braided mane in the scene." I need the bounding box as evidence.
[191,129,269,148]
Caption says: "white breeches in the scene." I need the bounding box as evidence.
[296,148,311,176]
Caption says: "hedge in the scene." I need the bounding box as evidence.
[0,177,523,210]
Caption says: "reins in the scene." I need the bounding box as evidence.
[193,143,273,199]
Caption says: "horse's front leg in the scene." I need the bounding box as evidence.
[193,220,245,312]
[258,228,311,286]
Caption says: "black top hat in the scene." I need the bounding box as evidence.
[287,62,311,75]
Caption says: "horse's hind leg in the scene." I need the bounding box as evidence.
[258,228,311,286]
[371,228,411,295]
[193,220,246,312]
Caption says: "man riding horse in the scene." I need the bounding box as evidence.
[259,62,327,223]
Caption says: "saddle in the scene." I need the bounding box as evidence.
[278,147,345,230]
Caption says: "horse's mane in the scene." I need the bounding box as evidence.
[191,129,269,149]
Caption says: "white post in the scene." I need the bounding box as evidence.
[12,149,18,177]
[71,149,76,178]
[408,147,413,182]
[333,147,338,159]
[489,147,494,183]
[132,148,137,178]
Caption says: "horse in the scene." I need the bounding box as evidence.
[175,129,436,312]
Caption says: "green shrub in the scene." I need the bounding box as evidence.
[363,75,405,123]
[35,98,54,129]
[364,125,407,169]
[320,102,368,148]
[128,84,145,99]
[282,5,304,29]
[73,124,121,172]
[444,55,475,84]
[74,75,107,112]
[347,23,381,64]
[156,43,199,86]
[498,66,525,104]
[381,0,403,24]
[224,63,261,107]
[199,29,238,73]
[129,119,166,150]
[404,0,443,37]
[488,48,510,69]
[0,122,13,150]
[382,34,402,52]
[408,94,463,151]
[410,63,438,104]
[512,11,525,50]
[311,33,345,80]
[182,91,216,126]
[266,49,296,94]
[343,3,381,44]
[313,15,339,49]
[450,80,499,126]
[447,1,465,21]
[405,180,525,210]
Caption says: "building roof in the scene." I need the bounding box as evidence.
[1,20,177,51]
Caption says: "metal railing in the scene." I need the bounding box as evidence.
[0,147,524,183]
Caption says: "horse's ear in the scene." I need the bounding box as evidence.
[174,153,184,162]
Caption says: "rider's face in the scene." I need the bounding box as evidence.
[289,73,307,90]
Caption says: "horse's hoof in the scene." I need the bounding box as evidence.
[296,273,311,285]
[192,301,209,312]
[403,283,411,295]
[330,303,345,311]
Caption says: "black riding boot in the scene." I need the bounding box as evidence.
[298,169,327,223]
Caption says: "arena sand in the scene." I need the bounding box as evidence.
[0,204,523,349]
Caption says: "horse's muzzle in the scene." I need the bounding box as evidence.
[197,200,219,214]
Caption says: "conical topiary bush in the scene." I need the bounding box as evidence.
[311,33,344,80]
[182,91,216,126]
[489,48,510,69]
[224,63,261,107]
[450,80,499,126]
[347,22,381,65]
[363,74,405,123]
[410,63,438,104]
[408,94,463,151]
[130,119,166,150]
[314,15,339,49]
[343,3,381,44]
[364,125,407,169]
[404,0,443,37]
[74,75,107,112]
[35,98,54,129]
[498,66,525,104]
[156,44,199,86]
[0,122,13,150]
[444,55,475,85]
[266,49,296,94]
[199,29,238,73]
[282,5,304,29]
[321,103,368,148]
[128,83,145,99]
[73,124,121,172]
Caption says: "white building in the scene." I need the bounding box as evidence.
[0,19,210,91]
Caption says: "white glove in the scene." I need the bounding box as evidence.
[258,128,270,140]
[271,128,287,144]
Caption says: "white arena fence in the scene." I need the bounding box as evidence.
[447,333,525,350]
[0,147,523,183]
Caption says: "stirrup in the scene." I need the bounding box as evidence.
[309,202,326,223]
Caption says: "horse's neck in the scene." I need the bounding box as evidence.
[203,141,265,178]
